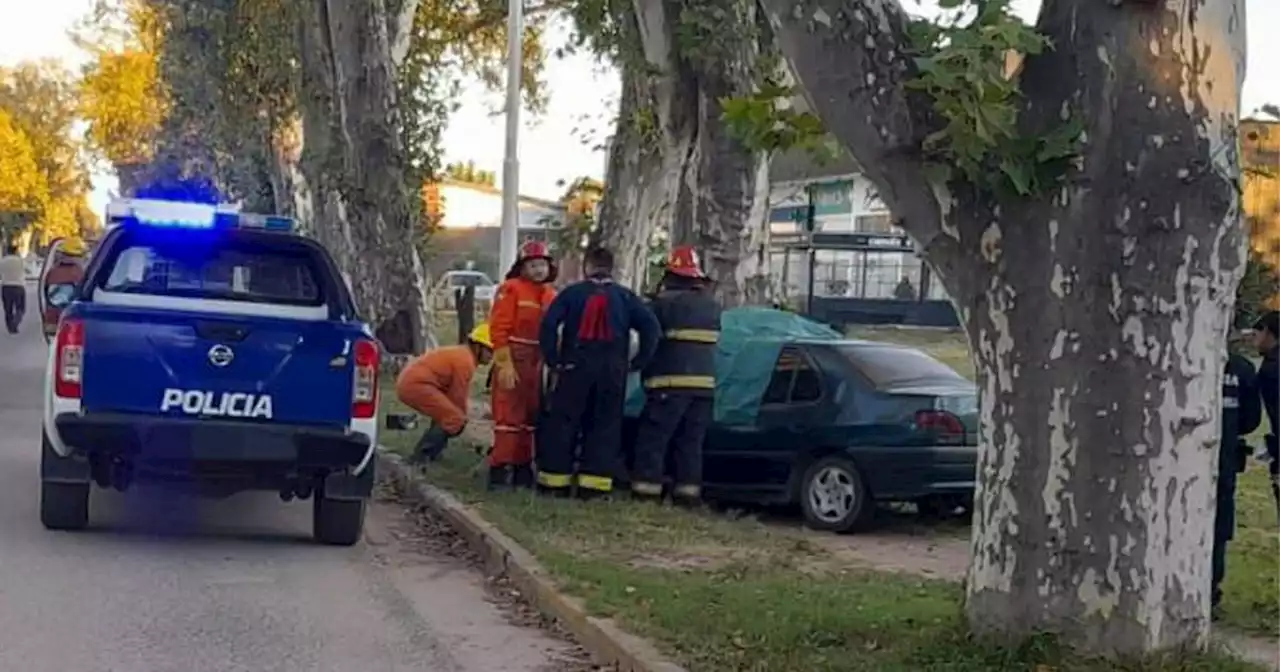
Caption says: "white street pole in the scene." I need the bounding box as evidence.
[498,0,524,275]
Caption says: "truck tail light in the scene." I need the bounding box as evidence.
[352,338,380,419]
[914,409,965,443]
[54,319,85,399]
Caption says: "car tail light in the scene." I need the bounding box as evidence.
[54,319,85,399]
[352,338,380,419]
[915,409,965,442]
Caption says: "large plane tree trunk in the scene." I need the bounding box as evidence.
[592,0,770,303]
[299,0,430,354]
[763,0,1248,656]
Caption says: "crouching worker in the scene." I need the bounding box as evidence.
[631,246,721,507]
[488,241,557,489]
[395,323,494,464]
[537,246,660,499]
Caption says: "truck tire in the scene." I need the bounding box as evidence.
[312,493,365,546]
[41,481,90,531]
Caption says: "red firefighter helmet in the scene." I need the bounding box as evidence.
[506,238,558,282]
[519,240,552,262]
[666,245,706,279]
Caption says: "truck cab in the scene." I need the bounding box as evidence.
[40,198,380,545]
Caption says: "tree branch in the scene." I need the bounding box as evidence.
[756,0,965,262]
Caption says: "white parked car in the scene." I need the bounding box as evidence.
[442,270,496,300]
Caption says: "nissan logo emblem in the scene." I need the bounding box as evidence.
[208,344,235,367]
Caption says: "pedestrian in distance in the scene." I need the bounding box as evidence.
[486,240,558,490]
[395,323,495,464]
[536,246,661,499]
[1252,311,1280,521]
[0,243,26,334]
[630,245,722,507]
[1212,338,1261,617]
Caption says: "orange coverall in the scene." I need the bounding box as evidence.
[394,345,478,435]
[488,277,556,467]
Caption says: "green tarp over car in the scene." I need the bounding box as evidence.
[624,306,842,425]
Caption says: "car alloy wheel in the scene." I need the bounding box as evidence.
[798,456,870,533]
[808,465,858,523]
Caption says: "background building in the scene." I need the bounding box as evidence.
[420,177,566,279]
[767,147,948,307]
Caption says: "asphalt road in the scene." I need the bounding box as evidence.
[0,287,574,672]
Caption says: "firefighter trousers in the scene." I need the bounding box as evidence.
[631,393,711,499]
[537,349,628,493]
[490,343,542,467]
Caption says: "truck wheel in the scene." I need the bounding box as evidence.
[798,456,871,533]
[40,481,90,531]
[312,493,366,546]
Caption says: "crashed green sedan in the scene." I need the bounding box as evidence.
[622,307,978,533]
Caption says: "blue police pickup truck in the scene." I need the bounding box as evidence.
[41,198,381,545]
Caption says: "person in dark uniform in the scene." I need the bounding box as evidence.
[1253,311,1279,518]
[537,246,660,499]
[630,245,722,506]
[1213,345,1261,615]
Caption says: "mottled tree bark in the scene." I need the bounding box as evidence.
[299,0,432,354]
[593,50,697,292]
[763,0,1247,656]
[593,0,771,304]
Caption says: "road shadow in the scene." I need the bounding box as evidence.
[85,485,317,546]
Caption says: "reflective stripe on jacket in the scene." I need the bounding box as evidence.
[641,283,721,395]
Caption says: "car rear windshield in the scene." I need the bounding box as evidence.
[449,273,492,287]
[835,343,967,388]
[96,231,325,307]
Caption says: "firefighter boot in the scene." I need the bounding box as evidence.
[511,464,534,489]
[486,466,510,490]
[672,483,703,511]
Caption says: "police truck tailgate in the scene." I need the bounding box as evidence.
[80,307,355,426]
[65,220,374,432]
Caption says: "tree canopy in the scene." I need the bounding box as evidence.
[0,108,48,218]
[0,62,96,244]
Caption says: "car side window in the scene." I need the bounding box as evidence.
[791,362,822,402]
[762,346,822,405]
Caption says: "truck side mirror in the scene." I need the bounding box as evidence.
[46,283,76,308]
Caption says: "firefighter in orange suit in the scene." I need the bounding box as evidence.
[396,323,494,463]
[488,240,558,489]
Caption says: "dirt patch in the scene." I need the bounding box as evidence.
[626,544,763,572]
[806,530,970,581]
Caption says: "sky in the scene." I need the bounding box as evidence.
[0,0,1275,215]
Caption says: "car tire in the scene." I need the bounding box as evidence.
[312,493,366,546]
[40,481,90,531]
[798,456,871,533]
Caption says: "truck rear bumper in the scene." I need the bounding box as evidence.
[57,412,373,473]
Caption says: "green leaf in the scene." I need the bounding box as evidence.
[999,158,1033,195]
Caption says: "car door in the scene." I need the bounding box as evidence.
[705,345,827,499]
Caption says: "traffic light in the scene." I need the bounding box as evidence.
[423,183,446,225]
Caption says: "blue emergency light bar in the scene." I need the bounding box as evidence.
[105,198,296,233]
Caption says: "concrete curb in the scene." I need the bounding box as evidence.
[377,448,689,672]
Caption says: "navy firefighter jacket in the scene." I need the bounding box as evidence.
[539,276,661,369]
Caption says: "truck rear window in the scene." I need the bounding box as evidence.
[97,236,324,307]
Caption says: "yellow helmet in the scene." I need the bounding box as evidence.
[60,238,87,256]
[467,322,493,349]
